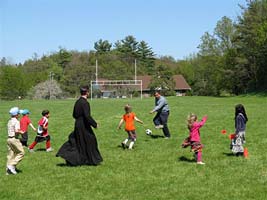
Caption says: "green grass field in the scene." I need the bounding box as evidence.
[0,96,266,200]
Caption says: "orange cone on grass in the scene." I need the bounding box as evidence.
[243,147,249,158]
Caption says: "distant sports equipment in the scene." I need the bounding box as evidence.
[146,129,152,135]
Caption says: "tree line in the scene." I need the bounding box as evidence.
[0,0,266,100]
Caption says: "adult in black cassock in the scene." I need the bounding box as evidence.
[56,86,103,166]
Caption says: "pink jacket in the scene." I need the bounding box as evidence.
[189,116,207,142]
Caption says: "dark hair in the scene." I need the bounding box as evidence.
[42,110,49,116]
[80,86,89,95]
[235,104,248,122]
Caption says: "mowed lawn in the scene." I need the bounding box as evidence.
[0,96,266,200]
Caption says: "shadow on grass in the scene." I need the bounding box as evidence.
[56,163,75,167]
[15,168,23,173]
[149,134,164,139]
[223,152,235,157]
[223,152,244,157]
[117,144,129,149]
[178,156,195,163]
[35,148,47,152]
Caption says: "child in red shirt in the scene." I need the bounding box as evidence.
[117,104,143,150]
[28,110,53,152]
[20,109,37,147]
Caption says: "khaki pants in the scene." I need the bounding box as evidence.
[7,138,25,167]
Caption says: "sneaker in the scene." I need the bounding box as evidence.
[164,136,170,139]
[46,147,53,152]
[197,161,205,165]
[155,125,164,129]
[6,165,17,175]
[28,148,34,153]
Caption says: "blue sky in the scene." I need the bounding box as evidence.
[0,0,247,64]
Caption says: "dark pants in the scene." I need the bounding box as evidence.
[20,131,28,146]
[153,111,171,138]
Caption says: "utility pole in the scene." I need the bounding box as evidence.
[49,71,54,99]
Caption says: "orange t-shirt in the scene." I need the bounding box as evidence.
[123,112,136,131]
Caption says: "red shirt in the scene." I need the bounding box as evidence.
[123,112,136,131]
[20,115,31,132]
[37,116,49,136]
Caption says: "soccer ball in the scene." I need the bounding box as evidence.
[145,129,152,135]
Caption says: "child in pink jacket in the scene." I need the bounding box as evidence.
[183,114,208,165]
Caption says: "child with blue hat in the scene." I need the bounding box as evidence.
[20,109,37,147]
[6,107,25,175]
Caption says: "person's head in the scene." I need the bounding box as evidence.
[80,85,89,98]
[9,107,21,118]
[42,110,50,118]
[154,90,161,99]
[187,113,197,129]
[21,109,30,116]
[235,104,248,122]
[124,104,132,113]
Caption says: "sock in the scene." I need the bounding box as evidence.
[46,140,51,149]
[123,139,128,144]
[129,141,134,149]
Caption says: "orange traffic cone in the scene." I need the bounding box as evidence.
[243,148,249,158]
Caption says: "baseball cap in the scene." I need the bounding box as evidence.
[9,107,22,116]
[21,109,30,115]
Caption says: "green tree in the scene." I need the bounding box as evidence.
[137,41,156,74]
[114,35,139,63]
[235,0,267,91]
[94,39,112,54]
[149,65,175,96]
[0,66,28,100]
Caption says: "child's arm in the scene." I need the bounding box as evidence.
[117,118,124,129]
[29,123,37,132]
[134,116,143,124]
[15,127,24,135]
[196,115,208,127]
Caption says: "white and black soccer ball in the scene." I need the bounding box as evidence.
[145,129,152,135]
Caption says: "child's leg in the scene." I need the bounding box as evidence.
[194,152,198,161]
[129,141,134,149]
[20,131,28,146]
[45,135,51,149]
[122,138,129,145]
[197,151,202,162]
[29,140,38,149]
[128,132,136,149]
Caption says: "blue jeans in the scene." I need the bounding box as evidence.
[153,111,171,137]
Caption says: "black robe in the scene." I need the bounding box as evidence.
[56,97,103,166]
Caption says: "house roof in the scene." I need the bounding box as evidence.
[173,75,191,90]
[136,75,191,91]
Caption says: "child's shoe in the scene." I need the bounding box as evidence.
[197,161,205,165]
[121,142,126,149]
[46,147,53,152]
[28,148,34,153]
[6,165,17,175]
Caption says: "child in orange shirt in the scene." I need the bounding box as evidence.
[117,104,143,150]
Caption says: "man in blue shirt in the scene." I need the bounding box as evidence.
[150,90,171,138]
